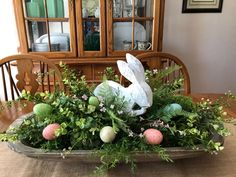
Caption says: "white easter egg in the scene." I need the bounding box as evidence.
[99,126,116,143]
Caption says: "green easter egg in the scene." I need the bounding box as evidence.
[33,103,52,117]
[163,103,182,114]
[88,96,100,107]
[169,103,182,113]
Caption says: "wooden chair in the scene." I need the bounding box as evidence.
[136,52,191,94]
[0,54,64,101]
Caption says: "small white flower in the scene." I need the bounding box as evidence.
[165,124,170,128]
[110,104,115,109]
[178,130,186,136]
[60,152,66,159]
[139,116,144,121]
[99,102,104,107]
[128,131,134,137]
[100,107,106,112]
[139,133,144,138]
[141,128,144,132]
[81,94,88,100]
[153,69,158,74]
[117,110,123,115]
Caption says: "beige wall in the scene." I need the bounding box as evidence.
[163,0,236,93]
[0,0,235,93]
[0,0,18,58]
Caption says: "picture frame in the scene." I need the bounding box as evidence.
[182,0,223,13]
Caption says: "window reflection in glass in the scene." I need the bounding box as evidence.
[49,22,70,51]
[26,21,71,52]
[26,21,48,52]
[82,0,100,51]
[113,22,132,51]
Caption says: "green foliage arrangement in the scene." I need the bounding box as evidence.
[0,63,235,175]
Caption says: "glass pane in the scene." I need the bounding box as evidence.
[24,0,69,18]
[63,0,69,18]
[83,21,100,51]
[123,0,137,17]
[82,0,100,17]
[25,0,45,17]
[82,0,100,51]
[49,22,70,51]
[26,21,70,52]
[46,0,65,18]
[26,21,49,52]
[122,0,151,17]
[137,0,153,17]
[113,22,132,51]
[134,21,153,51]
[113,0,122,18]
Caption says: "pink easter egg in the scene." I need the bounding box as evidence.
[42,123,60,140]
[143,128,163,145]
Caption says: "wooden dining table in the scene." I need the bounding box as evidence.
[0,93,236,177]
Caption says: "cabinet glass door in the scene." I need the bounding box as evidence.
[76,0,106,57]
[108,0,161,56]
[17,0,76,57]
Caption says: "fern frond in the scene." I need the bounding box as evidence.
[95,81,116,105]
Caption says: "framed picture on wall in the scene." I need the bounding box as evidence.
[182,0,223,13]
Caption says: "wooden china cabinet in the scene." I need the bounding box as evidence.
[13,0,165,82]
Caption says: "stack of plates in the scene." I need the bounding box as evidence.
[35,33,70,51]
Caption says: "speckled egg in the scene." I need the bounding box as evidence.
[42,123,60,140]
[143,128,163,145]
[33,103,52,117]
[99,126,116,143]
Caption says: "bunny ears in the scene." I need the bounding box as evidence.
[117,53,145,83]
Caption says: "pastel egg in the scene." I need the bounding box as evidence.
[42,123,60,140]
[143,128,163,145]
[163,103,182,114]
[169,103,182,113]
[99,126,116,143]
[33,103,52,117]
[88,96,100,107]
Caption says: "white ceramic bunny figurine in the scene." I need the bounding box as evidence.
[94,53,153,116]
